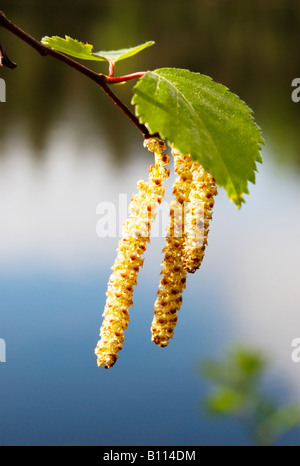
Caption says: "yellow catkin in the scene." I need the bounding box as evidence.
[94,138,170,368]
[182,159,217,273]
[151,150,194,348]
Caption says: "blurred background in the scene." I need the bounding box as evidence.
[0,0,299,446]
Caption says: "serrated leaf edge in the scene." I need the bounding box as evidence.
[133,68,264,208]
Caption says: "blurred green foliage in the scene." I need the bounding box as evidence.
[200,347,300,446]
[0,0,299,169]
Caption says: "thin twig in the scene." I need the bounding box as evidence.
[0,42,17,68]
[0,10,152,138]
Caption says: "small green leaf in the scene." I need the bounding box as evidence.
[132,68,264,208]
[205,386,245,415]
[233,348,266,377]
[255,403,300,446]
[41,36,155,65]
[41,36,101,61]
[91,41,155,64]
[270,405,300,437]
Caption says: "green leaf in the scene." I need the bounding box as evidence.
[41,36,101,61]
[91,41,155,63]
[255,403,300,446]
[201,347,265,392]
[205,386,245,415]
[132,68,264,208]
[233,348,266,377]
[269,405,300,438]
[41,36,154,65]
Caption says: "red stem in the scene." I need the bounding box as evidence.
[108,60,115,78]
[107,71,146,84]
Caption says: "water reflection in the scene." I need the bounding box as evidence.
[0,0,300,167]
[0,124,299,445]
[1,0,300,446]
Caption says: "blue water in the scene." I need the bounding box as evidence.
[0,267,240,446]
[0,145,299,446]
[0,267,299,446]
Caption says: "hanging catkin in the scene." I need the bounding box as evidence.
[182,158,217,273]
[150,150,194,348]
[94,138,170,368]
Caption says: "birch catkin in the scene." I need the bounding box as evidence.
[95,138,170,368]
[151,150,193,347]
[182,160,217,273]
